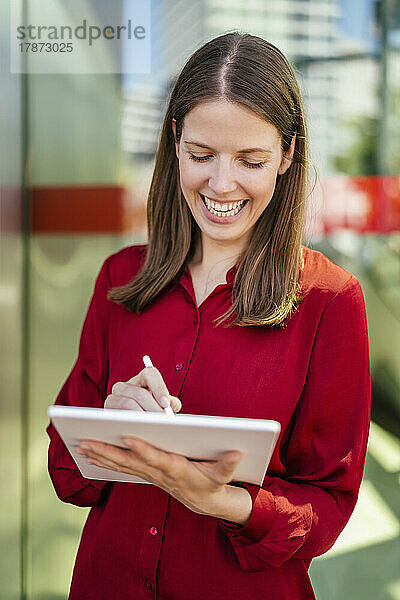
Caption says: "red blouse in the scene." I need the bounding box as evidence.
[47,243,371,600]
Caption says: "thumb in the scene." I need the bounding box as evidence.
[170,395,182,413]
[215,450,243,482]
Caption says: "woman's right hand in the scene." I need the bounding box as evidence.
[104,366,182,413]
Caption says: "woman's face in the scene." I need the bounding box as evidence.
[172,99,295,253]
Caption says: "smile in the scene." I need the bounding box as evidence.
[201,195,248,217]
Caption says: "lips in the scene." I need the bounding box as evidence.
[200,194,248,208]
[198,193,249,223]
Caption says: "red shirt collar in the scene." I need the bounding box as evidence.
[178,247,305,291]
[179,262,238,288]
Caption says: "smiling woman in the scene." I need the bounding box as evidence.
[171,100,295,251]
[46,31,371,600]
[108,32,307,328]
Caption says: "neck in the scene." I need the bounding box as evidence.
[190,235,246,277]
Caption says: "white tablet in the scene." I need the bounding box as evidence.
[48,405,281,486]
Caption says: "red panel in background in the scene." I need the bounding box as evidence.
[308,175,400,235]
[30,185,146,234]
[30,176,400,235]
[351,176,400,232]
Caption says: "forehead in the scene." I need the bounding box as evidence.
[182,99,280,149]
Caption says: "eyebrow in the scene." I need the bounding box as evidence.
[183,140,273,154]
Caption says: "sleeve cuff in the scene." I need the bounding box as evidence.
[49,426,109,492]
[218,483,275,542]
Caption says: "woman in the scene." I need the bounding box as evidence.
[47,32,371,599]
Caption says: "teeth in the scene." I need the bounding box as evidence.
[205,196,244,211]
[202,195,246,217]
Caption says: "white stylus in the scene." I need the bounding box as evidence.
[142,355,175,417]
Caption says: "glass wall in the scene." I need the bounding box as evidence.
[0,0,23,597]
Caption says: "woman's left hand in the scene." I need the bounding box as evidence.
[76,437,243,517]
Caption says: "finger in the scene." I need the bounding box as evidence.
[79,441,160,482]
[129,366,173,410]
[123,437,173,472]
[111,382,164,412]
[105,394,145,411]
[86,450,146,478]
[80,441,138,473]
[87,454,122,472]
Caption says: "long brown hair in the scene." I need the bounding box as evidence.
[108,32,309,327]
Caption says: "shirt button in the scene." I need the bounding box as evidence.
[193,317,199,325]
[145,579,153,591]
[175,362,184,371]
[149,526,158,536]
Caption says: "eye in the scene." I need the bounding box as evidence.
[188,153,212,163]
[240,160,265,169]
[187,152,266,169]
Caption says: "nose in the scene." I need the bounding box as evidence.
[208,159,237,195]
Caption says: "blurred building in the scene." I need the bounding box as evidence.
[122,81,164,156]
[122,0,342,173]
[122,0,399,177]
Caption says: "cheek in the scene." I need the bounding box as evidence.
[179,161,206,192]
[251,170,279,199]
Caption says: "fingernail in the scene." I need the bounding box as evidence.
[159,395,170,408]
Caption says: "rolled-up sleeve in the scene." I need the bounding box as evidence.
[219,277,371,571]
[46,257,113,507]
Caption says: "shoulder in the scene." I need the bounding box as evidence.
[101,243,148,287]
[300,245,365,313]
[297,247,368,350]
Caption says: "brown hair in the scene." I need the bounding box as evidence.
[108,31,309,327]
